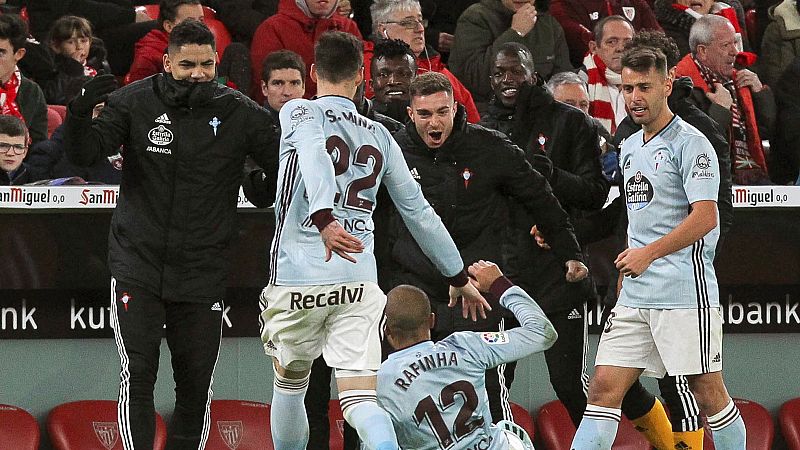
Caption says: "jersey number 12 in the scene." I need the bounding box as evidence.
[413,380,484,449]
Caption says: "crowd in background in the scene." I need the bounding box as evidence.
[0,0,798,186]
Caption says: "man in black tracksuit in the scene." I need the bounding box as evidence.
[479,43,609,427]
[64,21,278,450]
[390,71,588,423]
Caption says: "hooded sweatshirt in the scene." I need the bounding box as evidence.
[249,0,362,102]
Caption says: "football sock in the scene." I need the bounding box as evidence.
[340,389,398,450]
[570,404,621,450]
[707,399,746,450]
[630,398,673,450]
[270,371,310,450]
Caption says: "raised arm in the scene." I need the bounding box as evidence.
[64,74,125,167]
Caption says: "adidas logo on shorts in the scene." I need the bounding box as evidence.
[712,353,721,363]
[211,302,222,311]
[266,340,277,350]
[567,308,582,320]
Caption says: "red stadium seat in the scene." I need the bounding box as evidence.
[780,398,800,450]
[703,398,774,450]
[206,19,232,59]
[510,402,536,440]
[47,106,63,138]
[535,400,650,450]
[204,400,272,450]
[0,404,39,450]
[47,400,167,450]
[329,400,346,450]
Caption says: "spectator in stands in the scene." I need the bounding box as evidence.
[757,0,800,87]
[0,115,37,185]
[546,71,617,182]
[448,0,572,110]
[675,14,773,185]
[366,0,481,122]
[127,0,205,83]
[27,102,122,184]
[580,15,634,135]
[370,38,416,123]
[249,0,362,102]
[654,0,751,56]
[26,0,157,75]
[215,0,279,43]
[41,16,110,105]
[769,55,800,184]
[418,0,478,62]
[550,0,662,66]
[480,41,609,431]
[0,14,47,144]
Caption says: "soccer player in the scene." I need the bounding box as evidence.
[377,260,557,450]
[570,46,746,449]
[261,31,489,450]
[64,20,279,449]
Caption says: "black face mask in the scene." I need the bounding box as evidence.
[160,73,217,108]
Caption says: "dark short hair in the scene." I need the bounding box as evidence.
[409,71,452,98]
[314,31,364,84]
[262,50,306,82]
[167,19,215,53]
[593,15,633,43]
[0,115,29,143]
[48,16,94,49]
[494,42,535,75]
[159,0,202,29]
[621,46,668,76]
[0,14,28,53]
[625,30,681,68]
[371,38,417,72]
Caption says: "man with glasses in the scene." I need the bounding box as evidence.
[365,0,481,123]
[0,115,35,185]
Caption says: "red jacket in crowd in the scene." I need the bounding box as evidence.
[249,0,362,103]
[550,0,662,65]
[363,40,481,123]
[127,29,169,84]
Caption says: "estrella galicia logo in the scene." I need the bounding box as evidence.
[148,125,173,146]
[625,170,654,210]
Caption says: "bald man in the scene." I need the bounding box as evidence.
[377,261,558,450]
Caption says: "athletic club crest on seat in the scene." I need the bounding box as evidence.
[217,421,244,449]
[92,422,119,450]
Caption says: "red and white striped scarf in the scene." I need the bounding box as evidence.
[0,68,24,122]
[583,52,617,134]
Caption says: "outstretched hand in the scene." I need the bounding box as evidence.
[320,220,363,263]
[448,273,492,322]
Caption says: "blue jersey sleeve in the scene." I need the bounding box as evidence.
[679,134,720,205]
[381,130,465,278]
[279,99,337,216]
[448,286,557,369]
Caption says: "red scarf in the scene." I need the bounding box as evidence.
[675,54,769,184]
[0,68,24,122]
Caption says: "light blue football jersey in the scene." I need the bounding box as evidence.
[377,285,556,450]
[619,115,720,309]
[270,96,464,286]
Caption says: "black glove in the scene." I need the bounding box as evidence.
[530,153,554,181]
[71,74,118,117]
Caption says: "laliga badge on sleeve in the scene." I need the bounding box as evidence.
[481,332,509,345]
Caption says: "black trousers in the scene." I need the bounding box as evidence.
[111,278,223,450]
[305,357,360,450]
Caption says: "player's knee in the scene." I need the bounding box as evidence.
[586,371,632,407]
